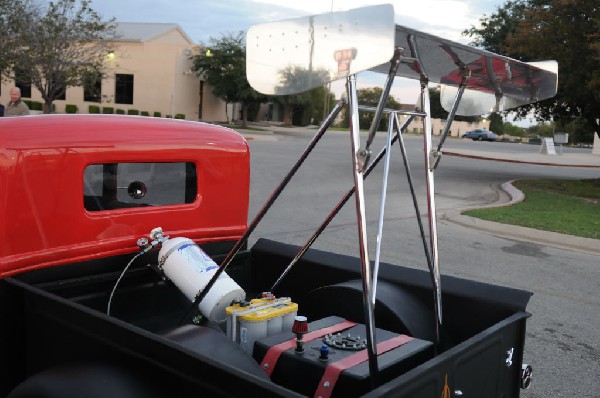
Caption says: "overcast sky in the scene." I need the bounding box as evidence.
[92,0,536,125]
[94,0,503,44]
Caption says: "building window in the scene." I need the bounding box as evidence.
[84,73,102,102]
[48,72,66,100]
[115,74,134,104]
[55,89,66,100]
[83,162,197,211]
[15,69,32,98]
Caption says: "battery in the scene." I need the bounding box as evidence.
[226,297,298,354]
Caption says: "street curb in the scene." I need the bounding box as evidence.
[236,128,275,135]
[443,149,600,168]
[272,129,320,136]
[441,181,600,256]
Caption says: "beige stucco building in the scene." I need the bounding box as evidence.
[0,22,493,132]
[0,23,228,122]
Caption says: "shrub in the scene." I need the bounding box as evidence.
[89,105,100,114]
[30,101,43,111]
[153,111,161,117]
[141,111,150,116]
[102,107,114,114]
[22,100,42,111]
[116,109,125,114]
[127,109,139,115]
[165,114,172,118]
[174,114,186,119]
[65,104,78,114]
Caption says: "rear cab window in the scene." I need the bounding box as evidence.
[83,162,197,211]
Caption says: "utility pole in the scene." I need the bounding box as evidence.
[321,0,334,124]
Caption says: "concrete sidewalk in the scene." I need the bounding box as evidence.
[436,147,598,254]
[443,148,599,168]
[440,182,600,256]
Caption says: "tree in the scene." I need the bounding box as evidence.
[556,118,595,144]
[501,122,526,137]
[527,122,555,138]
[1,0,118,113]
[0,0,29,74]
[463,1,529,55]
[487,113,504,134]
[269,66,332,126]
[464,0,600,140]
[301,86,336,126]
[281,85,336,126]
[192,31,266,126]
[338,87,402,130]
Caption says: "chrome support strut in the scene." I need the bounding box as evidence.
[420,81,443,337]
[347,74,378,385]
[371,113,395,304]
[357,47,404,172]
[392,112,439,349]
[270,113,418,293]
[432,67,471,170]
[409,32,443,345]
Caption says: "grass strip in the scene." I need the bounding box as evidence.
[463,179,600,240]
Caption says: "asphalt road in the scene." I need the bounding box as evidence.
[245,132,599,398]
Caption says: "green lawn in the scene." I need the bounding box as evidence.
[463,179,600,239]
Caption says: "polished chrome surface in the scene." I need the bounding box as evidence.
[521,364,533,389]
[358,48,404,171]
[347,74,378,383]
[247,4,557,116]
[270,112,418,295]
[246,5,395,95]
[438,68,470,149]
[439,60,558,115]
[392,111,439,349]
[242,5,557,386]
[372,114,395,304]
[506,347,514,367]
[410,30,443,345]
[420,84,443,335]
[374,26,558,115]
[433,70,470,170]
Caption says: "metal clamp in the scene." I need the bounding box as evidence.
[521,364,533,389]
[158,241,185,271]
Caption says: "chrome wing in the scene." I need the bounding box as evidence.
[246,4,558,116]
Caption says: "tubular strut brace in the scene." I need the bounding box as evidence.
[179,101,345,324]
